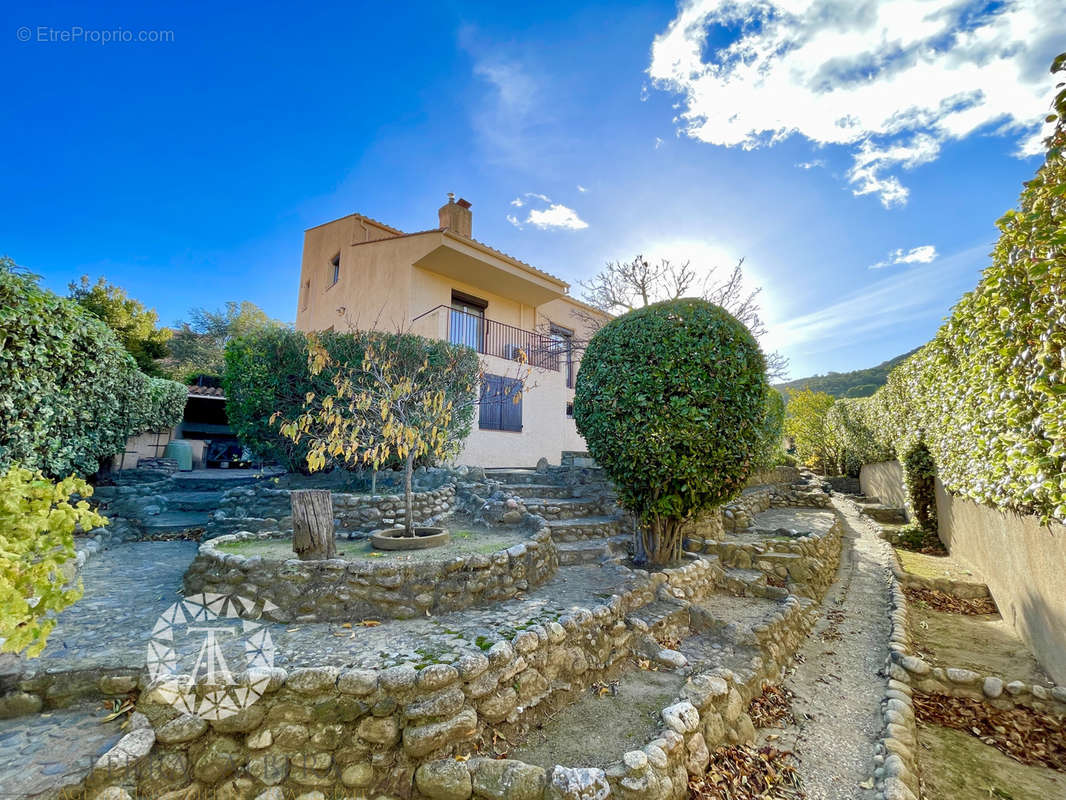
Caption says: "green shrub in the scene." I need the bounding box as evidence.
[0,261,187,477]
[837,54,1066,523]
[225,327,478,471]
[574,298,767,566]
[784,389,842,473]
[0,466,106,656]
[752,387,786,472]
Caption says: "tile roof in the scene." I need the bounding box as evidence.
[187,385,225,398]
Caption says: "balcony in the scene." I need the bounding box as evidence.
[412,305,564,372]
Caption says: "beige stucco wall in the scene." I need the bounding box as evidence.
[934,480,1066,684]
[111,429,173,471]
[859,460,909,511]
[409,267,535,329]
[457,354,586,467]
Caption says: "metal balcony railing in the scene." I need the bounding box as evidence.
[412,305,562,371]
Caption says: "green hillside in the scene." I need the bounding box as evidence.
[775,349,918,399]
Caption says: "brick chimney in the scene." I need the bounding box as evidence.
[438,193,472,238]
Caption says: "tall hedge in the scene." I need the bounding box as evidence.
[752,386,786,472]
[0,261,187,477]
[834,55,1066,522]
[574,298,767,565]
[224,327,478,470]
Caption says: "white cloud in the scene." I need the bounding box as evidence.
[507,193,589,231]
[870,244,938,269]
[577,185,588,193]
[764,243,988,355]
[796,159,826,170]
[649,0,1063,207]
[527,203,589,231]
[654,136,664,149]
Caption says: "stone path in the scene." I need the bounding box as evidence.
[0,702,125,799]
[765,496,894,800]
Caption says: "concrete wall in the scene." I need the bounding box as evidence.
[934,479,1066,684]
[109,429,173,471]
[457,354,585,468]
[859,460,908,511]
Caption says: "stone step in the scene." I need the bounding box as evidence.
[626,599,689,633]
[486,469,561,486]
[554,538,624,566]
[523,498,602,520]
[506,484,577,499]
[140,511,210,534]
[163,490,224,512]
[545,516,624,542]
[719,567,787,600]
[861,505,907,524]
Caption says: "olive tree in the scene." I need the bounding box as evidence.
[574,298,768,566]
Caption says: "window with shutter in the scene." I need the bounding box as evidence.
[479,374,522,432]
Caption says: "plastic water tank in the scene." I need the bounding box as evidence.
[163,439,194,472]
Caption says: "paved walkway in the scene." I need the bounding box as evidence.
[766,496,894,800]
[0,702,125,799]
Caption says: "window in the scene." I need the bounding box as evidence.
[300,279,310,310]
[479,374,523,432]
[329,253,340,287]
[450,290,486,351]
[566,402,574,418]
[549,323,574,387]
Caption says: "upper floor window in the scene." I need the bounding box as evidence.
[329,253,340,287]
[450,290,487,351]
[549,323,574,388]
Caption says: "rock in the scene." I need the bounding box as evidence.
[380,664,419,692]
[273,722,310,748]
[655,649,688,669]
[212,704,266,733]
[899,656,929,676]
[357,715,400,745]
[406,686,466,720]
[549,766,610,800]
[416,759,473,800]
[0,691,42,718]
[734,713,756,744]
[287,667,340,694]
[157,713,209,744]
[472,758,546,800]
[99,675,139,695]
[982,677,1004,698]
[94,789,133,800]
[341,763,376,788]
[681,675,729,710]
[404,709,478,757]
[338,668,378,696]
[418,664,460,691]
[247,728,273,749]
[723,688,743,723]
[248,754,289,786]
[253,790,285,800]
[194,737,243,783]
[93,727,156,777]
[661,702,700,735]
[684,733,710,776]
[945,668,980,685]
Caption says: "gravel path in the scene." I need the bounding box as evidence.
[767,496,894,800]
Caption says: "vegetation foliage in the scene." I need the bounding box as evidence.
[0,259,186,477]
[167,301,286,382]
[574,298,767,566]
[775,349,918,399]
[830,54,1066,523]
[784,389,842,474]
[68,275,172,377]
[0,466,106,657]
[273,331,481,533]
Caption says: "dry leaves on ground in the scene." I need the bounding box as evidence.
[820,609,845,642]
[914,693,1066,771]
[903,586,997,615]
[748,685,796,728]
[689,745,804,799]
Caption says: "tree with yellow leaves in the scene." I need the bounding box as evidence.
[0,466,106,656]
[274,331,483,540]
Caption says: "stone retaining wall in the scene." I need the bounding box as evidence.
[207,486,457,539]
[86,555,826,800]
[183,526,557,623]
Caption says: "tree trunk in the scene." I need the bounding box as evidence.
[291,489,335,560]
[403,452,415,536]
[644,515,683,567]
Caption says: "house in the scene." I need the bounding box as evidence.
[294,194,607,467]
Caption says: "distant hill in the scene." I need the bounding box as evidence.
[774,349,919,399]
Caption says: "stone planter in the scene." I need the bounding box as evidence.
[371,526,450,551]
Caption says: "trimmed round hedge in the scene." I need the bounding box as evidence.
[574,298,767,564]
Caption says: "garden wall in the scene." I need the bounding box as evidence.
[184,527,558,622]
[859,461,908,512]
[934,479,1066,685]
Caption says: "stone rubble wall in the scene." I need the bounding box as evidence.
[183,526,557,623]
[206,486,457,540]
[85,549,834,800]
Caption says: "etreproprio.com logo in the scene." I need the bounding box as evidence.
[146,593,278,720]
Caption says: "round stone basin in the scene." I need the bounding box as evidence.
[370,526,450,551]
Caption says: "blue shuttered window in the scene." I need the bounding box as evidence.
[479,374,523,432]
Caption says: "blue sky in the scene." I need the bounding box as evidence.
[2,0,1062,378]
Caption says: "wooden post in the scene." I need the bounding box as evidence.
[291,489,336,560]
